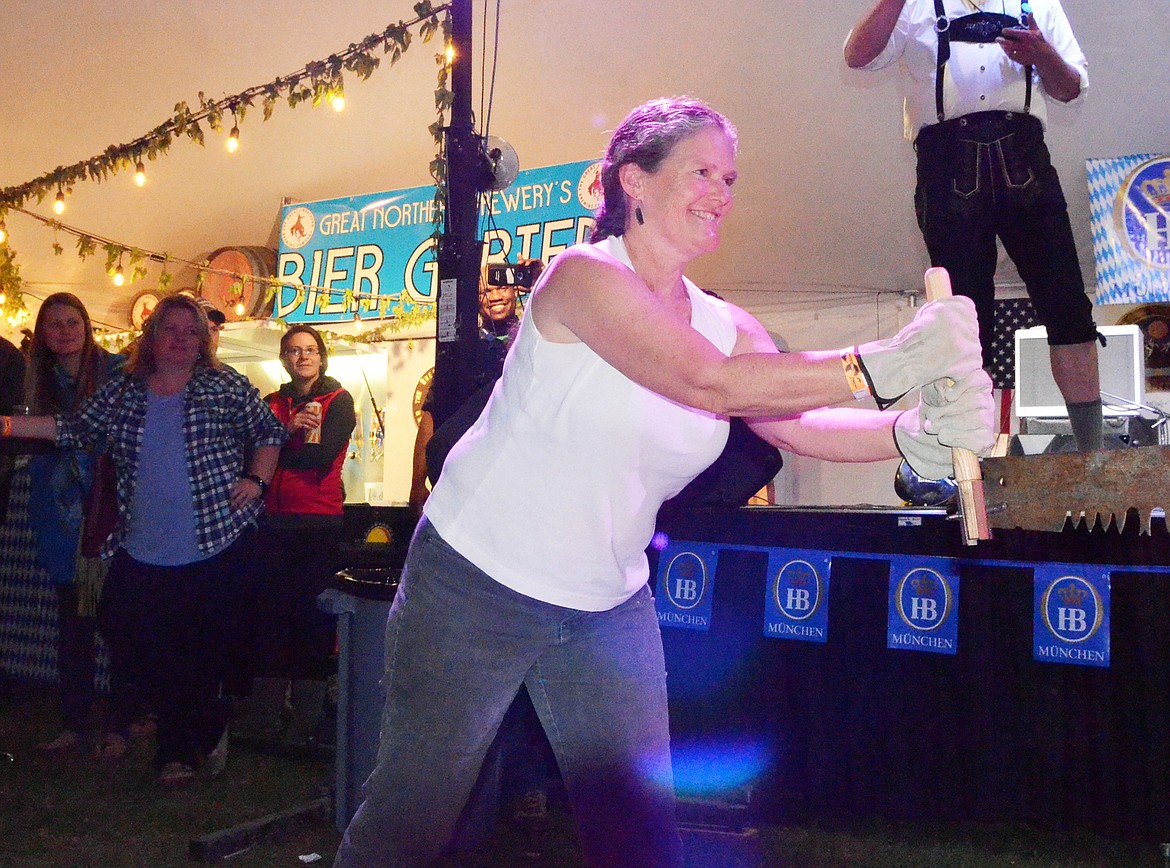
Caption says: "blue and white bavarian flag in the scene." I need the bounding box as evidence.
[1087,153,1170,305]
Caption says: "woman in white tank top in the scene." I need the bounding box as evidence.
[333,97,996,867]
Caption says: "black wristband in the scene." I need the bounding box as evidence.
[243,473,268,494]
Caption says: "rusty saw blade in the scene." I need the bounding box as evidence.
[981,446,1170,533]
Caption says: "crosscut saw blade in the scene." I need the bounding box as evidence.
[981,446,1170,534]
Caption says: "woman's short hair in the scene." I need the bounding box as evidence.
[279,324,329,375]
[126,294,217,376]
[591,97,738,242]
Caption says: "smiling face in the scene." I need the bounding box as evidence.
[622,124,738,260]
[479,283,518,324]
[281,330,324,388]
[40,302,88,361]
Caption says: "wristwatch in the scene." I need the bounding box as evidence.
[243,473,268,494]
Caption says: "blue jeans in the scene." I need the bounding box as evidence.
[335,519,683,867]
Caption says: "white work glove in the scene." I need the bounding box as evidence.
[851,297,983,407]
[893,370,997,480]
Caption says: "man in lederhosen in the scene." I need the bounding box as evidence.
[844,0,1102,451]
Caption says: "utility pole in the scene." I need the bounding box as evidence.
[430,0,481,431]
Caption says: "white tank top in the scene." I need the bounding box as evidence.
[424,236,736,611]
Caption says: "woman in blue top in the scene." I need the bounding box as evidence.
[8,294,287,786]
[25,293,124,758]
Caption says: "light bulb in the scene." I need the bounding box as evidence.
[226,125,240,153]
[135,161,146,187]
[0,224,6,244]
[0,293,6,305]
[113,265,125,287]
[234,301,246,316]
[445,42,455,65]
[331,93,346,113]
[53,190,65,215]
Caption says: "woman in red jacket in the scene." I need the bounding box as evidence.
[237,324,356,748]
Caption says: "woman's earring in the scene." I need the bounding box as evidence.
[635,205,645,225]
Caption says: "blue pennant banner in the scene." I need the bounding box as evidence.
[654,540,719,632]
[763,548,832,644]
[886,556,960,656]
[1033,564,1111,668]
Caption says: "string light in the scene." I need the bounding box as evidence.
[226,115,241,153]
[53,189,65,215]
[0,221,6,244]
[112,259,125,287]
[134,161,147,187]
[330,91,346,113]
[234,301,246,316]
[445,40,455,65]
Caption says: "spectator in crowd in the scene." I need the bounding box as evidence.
[234,325,355,750]
[197,298,226,356]
[0,334,25,524]
[409,265,538,516]
[23,294,123,757]
[2,294,287,786]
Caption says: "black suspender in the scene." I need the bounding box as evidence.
[932,0,1033,123]
[934,0,950,123]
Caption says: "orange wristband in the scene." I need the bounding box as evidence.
[840,348,871,401]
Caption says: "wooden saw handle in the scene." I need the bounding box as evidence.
[923,267,992,544]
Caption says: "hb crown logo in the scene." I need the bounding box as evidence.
[662,551,708,610]
[773,559,823,621]
[1114,157,1170,271]
[896,568,951,631]
[1042,576,1102,643]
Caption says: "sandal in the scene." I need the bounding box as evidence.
[157,761,195,788]
[94,732,128,760]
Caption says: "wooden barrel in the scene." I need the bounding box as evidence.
[200,246,277,321]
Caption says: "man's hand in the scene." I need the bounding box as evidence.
[996,17,1048,66]
[997,17,1082,101]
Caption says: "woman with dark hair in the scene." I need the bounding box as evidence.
[3,293,287,786]
[333,96,995,865]
[234,324,355,749]
[24,293,124,757]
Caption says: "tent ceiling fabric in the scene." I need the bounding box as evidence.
[1,0,1165,335]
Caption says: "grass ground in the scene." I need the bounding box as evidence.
[0,683,1161,867]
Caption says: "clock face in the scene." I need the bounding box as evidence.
[129,290,161,329]
[413,366,434,426]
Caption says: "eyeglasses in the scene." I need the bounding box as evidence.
[283,347,319,358]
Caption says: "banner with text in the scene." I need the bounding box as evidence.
[886,556,960,656]
[654,541,719,632]
[1032,564,1111,668]
[275,159,601,324]
[763,548,832,644]
[1087,154,1170,305]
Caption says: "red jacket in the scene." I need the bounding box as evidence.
[264,377,355,516]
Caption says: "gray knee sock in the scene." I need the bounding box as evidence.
[1066,399,1103,452]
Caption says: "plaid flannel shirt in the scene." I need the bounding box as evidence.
[56,365,288,558]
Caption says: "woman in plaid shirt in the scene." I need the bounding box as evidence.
[8,294,287,786]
